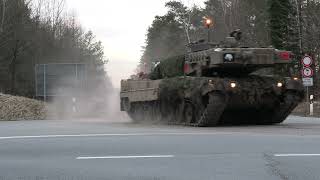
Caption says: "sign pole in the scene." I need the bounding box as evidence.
[310,95,314,116]
[44,64,46,102]
[306,86,309,115]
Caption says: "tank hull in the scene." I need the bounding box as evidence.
[120,76,304,126]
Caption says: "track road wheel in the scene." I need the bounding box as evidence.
[198,92,227,127]
[151,101,162,123]
[128,103,139,123]
[129,103,148,123]
[184,102,195,125]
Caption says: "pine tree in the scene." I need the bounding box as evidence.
[268,0,293,49]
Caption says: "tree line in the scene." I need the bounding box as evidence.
[0,0,111,98]
[140,0,320,82]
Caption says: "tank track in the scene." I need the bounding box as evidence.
[196,93,226,127]
[248,91,302,125]
[268,91,302,124]
[166,92,227,127]
[128,102,162,124]
[128,93,227,127]
[127,91,302,126]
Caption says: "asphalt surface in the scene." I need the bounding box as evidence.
[0,116,320,180]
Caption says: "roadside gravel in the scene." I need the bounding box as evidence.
[0,94,46,121]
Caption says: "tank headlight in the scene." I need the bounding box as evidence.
[208,79,213,84]
[230,82,237,88]
[277,82,283,88]
[224,53,234,62]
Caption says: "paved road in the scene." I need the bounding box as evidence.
[0,116,320,180]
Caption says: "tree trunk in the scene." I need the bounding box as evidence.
[10,40,19,94]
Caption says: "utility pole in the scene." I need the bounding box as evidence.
[0,0,6,33]
[184,21,191,44]
[10,40,19,95]
[296,0,303,55]
[295,0,306,95]
[183,0,192,43]
[295,0,310,115]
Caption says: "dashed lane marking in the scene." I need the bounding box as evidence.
[76,155,175,160]
[274,154,320,157]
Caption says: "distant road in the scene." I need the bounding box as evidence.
[0,116,320,180]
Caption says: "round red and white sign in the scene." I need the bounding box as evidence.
[302,56,313,67]
[302,67,314,77]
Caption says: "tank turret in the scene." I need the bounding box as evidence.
[185,30,293,76]
[149,30,294,79]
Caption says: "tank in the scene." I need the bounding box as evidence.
[120,31,305,126]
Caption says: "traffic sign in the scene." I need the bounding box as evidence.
[302,67,314,78]
[302,78,313,87]
[302,55,313,67]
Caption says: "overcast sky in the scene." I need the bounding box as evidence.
[66,0,205,88]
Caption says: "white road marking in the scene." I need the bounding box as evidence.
[274,154,320,157]
[0,132,230,140]
[76,155,175,160]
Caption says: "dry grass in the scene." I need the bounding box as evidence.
[0,94,47,121]
[293,101,320,117]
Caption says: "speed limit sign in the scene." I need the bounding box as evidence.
[302,67,314,78]
[302,56,313,67]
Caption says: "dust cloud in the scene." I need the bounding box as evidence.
[45,75,130,123]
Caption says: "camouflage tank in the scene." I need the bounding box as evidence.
[120,31,304,126]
